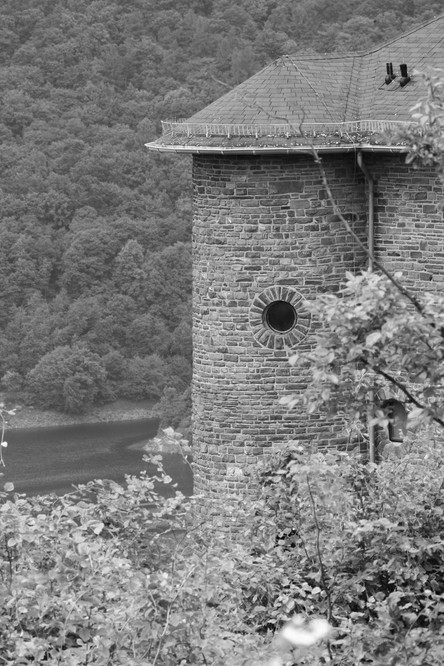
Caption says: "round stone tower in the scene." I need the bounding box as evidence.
[190,152,367,497]
[146,15,444,499]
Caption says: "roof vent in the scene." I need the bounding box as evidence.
[385,62,396,84]
[399,63,411,87]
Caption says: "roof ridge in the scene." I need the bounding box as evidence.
[343,55,360,122]
[282,54,356,125]
[286,13,444,62]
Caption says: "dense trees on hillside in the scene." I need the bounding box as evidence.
[0,0,441,417]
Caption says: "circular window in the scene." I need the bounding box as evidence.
[249,286,311,350]
[264,300,297,333]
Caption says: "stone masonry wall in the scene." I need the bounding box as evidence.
[192,154,368,498]
[366,154,444,290]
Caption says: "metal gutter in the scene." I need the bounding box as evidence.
[145,142,409,155]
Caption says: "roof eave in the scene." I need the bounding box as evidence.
[145,141,409,155]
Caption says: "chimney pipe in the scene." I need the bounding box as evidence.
[385,62,396,84]
[399,63,411,87]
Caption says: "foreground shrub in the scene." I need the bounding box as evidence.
[244,440,444,665]
[0,463,270,666]
[1,440,443,665]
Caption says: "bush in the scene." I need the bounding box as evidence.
[120,354,167,400]
[0,462,269,665]
[2,434,443,665]
[158,386,192,439]
[1,369,23,397]
[25,344,109,413]
[242,440,444,665]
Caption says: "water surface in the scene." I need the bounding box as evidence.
[3,419,193,497]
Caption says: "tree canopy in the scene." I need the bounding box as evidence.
[0,0,441,415]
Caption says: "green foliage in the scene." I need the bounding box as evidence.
[1,370,24,397]
[0,465,270,666]
[0,0,438,417]
[1,433,443,665]
[144,242,192,327]
[158,386,192,439]
[284,270,444,435]
[398,68,444,176]
[26,344,109,413]
[0,0,196,414]
[120,354,167,401]
[244,442,444,664]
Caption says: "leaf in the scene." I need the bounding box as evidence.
[168,613,183,628]
[407,407,425,422]
[91,521,105,535]
[280,616,331,647]
[72,530,86,544]
[76,541,91,556]
[78,627,92,642]
[365,331,381,346]
[402,612,418,626]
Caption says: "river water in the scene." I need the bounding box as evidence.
[3,419,193,497]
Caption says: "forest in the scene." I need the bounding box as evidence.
[0,0,442,421]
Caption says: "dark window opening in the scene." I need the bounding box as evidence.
[383,399,407,443]
[264,300,297,333]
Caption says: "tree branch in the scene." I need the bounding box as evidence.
[359,357,444,429]
[309,147,424,315]
[306,475,333,624]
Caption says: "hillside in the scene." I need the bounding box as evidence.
[0,0,440,422]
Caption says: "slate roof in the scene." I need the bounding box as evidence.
[147,14,444,154]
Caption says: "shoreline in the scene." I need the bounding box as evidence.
[5,399,160,431]
[4,398,191,465]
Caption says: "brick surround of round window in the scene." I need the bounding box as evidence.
[249,286,311,349]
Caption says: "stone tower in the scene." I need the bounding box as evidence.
[147,15,444,499]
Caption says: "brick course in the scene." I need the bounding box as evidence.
[367,154,444,290]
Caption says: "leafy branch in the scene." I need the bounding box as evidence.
[308,148,424,315]
[359,357,444,429]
